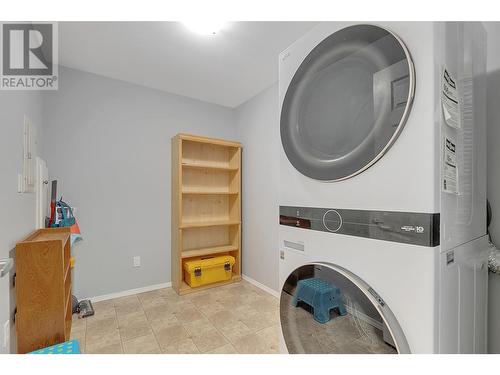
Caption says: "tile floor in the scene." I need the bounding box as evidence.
[70,280,280,354]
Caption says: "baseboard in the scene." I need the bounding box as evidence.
[88,282,172,303]
[87,275,278,303]
[242,274,280,299]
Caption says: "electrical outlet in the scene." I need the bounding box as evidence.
[3,320,10,350]
[133,256,141,268]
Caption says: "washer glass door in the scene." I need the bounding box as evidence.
[281,24,415,181]
[280,263,410,354]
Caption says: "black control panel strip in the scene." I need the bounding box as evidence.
[280,206,440,247]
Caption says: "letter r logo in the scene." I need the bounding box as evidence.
[2,23,53,75]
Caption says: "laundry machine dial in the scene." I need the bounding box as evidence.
[322,209,342,232]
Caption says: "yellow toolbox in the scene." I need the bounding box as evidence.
[183,255,235,288]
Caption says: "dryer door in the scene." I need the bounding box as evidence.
[280,263,410,353]
[281,24,415,181]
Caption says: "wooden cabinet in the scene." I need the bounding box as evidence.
[171,133,242,295]
[15,227,72,353]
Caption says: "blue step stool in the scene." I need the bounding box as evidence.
[29,339,81,354]
[292,278,347,324]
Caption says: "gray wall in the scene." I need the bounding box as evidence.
[42,67,236,299]
[484,22,500,354]
[0,91,44,353]
[235,84,280,291]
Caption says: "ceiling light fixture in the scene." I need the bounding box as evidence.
[182,21,227,36]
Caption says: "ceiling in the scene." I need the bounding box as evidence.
[58,22,318,107]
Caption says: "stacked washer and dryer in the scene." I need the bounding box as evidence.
[278,22,489,354]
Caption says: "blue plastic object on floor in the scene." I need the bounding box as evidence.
[29,339,81,354]
[292,278,347,323]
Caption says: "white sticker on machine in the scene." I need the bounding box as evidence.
[443,136,459,194]
[442,68,460,129]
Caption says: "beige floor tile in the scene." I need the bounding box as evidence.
[155,324,190,348]
[92,299,115,312]
[227,285,260,301]
[207,309,240,328]
[188,291,218,306]
[214,292,245,308]
[209,289,230,301]
[239,310,277,331]
[175,306,204,324]
[264,310,280,324]
[217,321,254,343]
[150,315,180,334]
[239,291,266,305]
[115,302,144,317]
[137,289,163,301]
[221,298,248,310]
[247,297,279,313]
[190,328,228,353]
[253,291,274,300]
[156,287,178,297]
[85,306,116,324]
[162,338,199,354]
[232,303,258,316]
[167,300,197,314]
[256,325,280,349]
[140,297,168,310]
[268,308,280,321]
[86,314,117,328]
[86,317,119,341]
[113,295,142,315]
[196,301,226,316]
[225,284,247,293]
[161,291,185,304]
[122,333,160,354]
[206,343,238,354]
[137,290,168,308]
[244,283,271,296]
[117,310,147,326]
[227,282,254,293]
[86,342,123,354]
[182,317,216,336]
[71,315,87,334]
[119,320,153,342]
[232,332,276,354]
[144,303,175,322]
[113,295,140,307]
[86,330,121,353]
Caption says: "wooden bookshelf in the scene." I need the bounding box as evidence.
[172,133,242,295]
[15,227,72,354]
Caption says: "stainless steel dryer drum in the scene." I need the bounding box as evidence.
[280,263,410,354]
[280,24,415,181]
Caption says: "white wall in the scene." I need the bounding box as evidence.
[42,66,236,300]
[484,21,500,354]
[235,84,280,291]
[0,91,44,353]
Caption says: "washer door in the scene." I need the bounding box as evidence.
[280,263,410,354]
[281,24,415,181]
